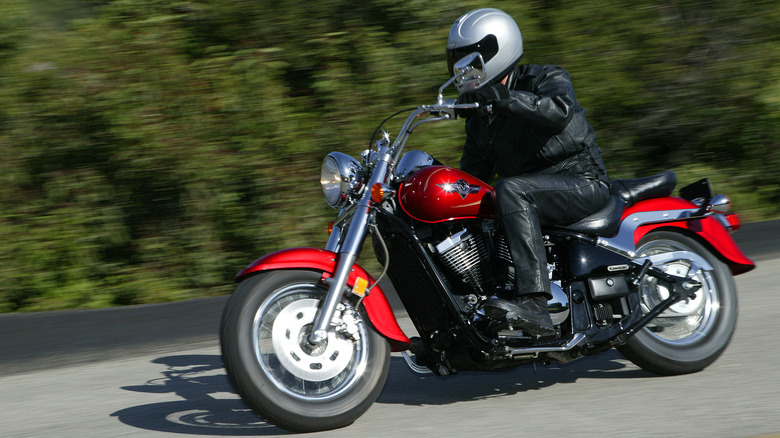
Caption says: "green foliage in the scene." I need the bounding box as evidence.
[0,0,777,311]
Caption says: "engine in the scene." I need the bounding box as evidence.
[431,225,513,295]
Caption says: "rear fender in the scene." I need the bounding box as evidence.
[634,217,754,275]
[620,197,755,275]
[235,247,411,351]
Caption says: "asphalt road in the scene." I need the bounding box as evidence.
[1,221,779,437]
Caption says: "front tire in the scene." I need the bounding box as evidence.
[618,231,738,375]
[220,270,390,432]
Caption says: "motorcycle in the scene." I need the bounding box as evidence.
[219,53,755,432]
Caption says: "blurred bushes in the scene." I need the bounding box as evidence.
[0,0,777,311]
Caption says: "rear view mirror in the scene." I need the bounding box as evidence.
[453,52,486,77]
[438,52,487,103]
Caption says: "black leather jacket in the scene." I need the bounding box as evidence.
[460,64,609,184]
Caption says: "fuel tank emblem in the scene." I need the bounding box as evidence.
[438,179,481,199]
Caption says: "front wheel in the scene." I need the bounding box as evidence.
[220,270,390,432]
[618,231,738,375]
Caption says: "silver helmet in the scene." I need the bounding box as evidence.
[447,8,523,93]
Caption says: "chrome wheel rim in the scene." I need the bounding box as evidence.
[636,239,720,345]
[251,283,368,401]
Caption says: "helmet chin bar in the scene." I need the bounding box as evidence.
[454,75,484,94]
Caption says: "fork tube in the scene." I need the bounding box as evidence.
[324,224,341,252]
[309,159,390,344]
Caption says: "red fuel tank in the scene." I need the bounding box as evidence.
[398,166,495,223]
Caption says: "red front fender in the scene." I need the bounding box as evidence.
[235,247,411,351]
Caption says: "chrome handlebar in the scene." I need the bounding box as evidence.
[385,101,482,177]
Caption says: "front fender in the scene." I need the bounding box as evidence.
[235,247,411,351]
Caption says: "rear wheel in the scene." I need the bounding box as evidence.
[220,270,390,432]
[618,231,738,375]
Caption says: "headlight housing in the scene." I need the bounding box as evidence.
[320,152,365,209]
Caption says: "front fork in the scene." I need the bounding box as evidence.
[308,159,390,344]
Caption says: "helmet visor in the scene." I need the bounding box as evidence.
[447,34,499,76]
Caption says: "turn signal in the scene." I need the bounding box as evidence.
[351,277,369,297]
[371,183,395,204]
[706,194,731,213]
[327,221,334,235]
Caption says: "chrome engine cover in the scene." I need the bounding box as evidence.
[434,229,491,294]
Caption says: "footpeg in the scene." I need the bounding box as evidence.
[401,351,433,374]
[497,330,531,340]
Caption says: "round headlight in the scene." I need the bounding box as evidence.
[320,152,365,209]
[321,156,342,207]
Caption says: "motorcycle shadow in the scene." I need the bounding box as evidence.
[110,350,651,435]
[377,349,653,406]
[111,354,289,436]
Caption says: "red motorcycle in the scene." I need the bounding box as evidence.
[220,53,755,432]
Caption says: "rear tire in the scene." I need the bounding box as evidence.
[618,231,738,375]
[220,270,390,432]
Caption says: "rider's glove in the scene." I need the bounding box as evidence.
[456,84,510,118]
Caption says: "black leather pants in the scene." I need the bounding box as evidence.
[493,174,609,299]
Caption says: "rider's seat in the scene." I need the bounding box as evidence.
[552,171,677,237]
